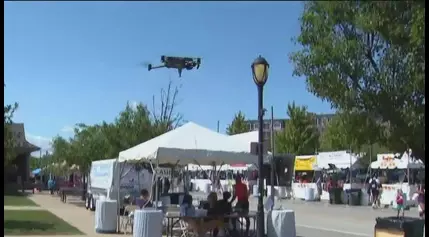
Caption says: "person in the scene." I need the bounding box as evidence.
[413,186,425,219]
[231,175,250,236]
[188,192,223,237]
[137,189,153,208]
[396,189,405,218]
[180,194,196,217]
[212,192,233,237]
[316,176,322,200]
[369,175,381,208]
[47,177,56,195]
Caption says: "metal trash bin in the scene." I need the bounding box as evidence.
[329,187,343,204]
[346,189,362,206]
[374,216,425,237]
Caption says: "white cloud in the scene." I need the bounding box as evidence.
[26,133,52,156]
[60,125,75,133]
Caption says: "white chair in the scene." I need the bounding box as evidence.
[170,219,196,237]
[121,205,138,234]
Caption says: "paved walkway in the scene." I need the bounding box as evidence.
[4,206,44,210]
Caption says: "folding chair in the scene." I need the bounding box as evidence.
[172,219,196,237]
[121,205,138,234]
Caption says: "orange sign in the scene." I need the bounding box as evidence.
[380,155,396,169]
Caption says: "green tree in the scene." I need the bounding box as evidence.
[49,80,183,173]
[290,2,425,160]
[319,111,381,152]
[276,102,319,155]
[4,86,19,167]
[226,111,249,135]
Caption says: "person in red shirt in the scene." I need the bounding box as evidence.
[231,175,250,235]
[396,189,405,218]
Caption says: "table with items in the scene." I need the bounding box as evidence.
[164,210,257,237]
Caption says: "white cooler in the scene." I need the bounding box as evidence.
[253,185,259,196]
[267,210,296,237]
[133,209,163,237]
[278,186,287,199]
[95,199,117,233]
[204,183,211,193]
[304,187,315,201]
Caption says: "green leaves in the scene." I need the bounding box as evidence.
[291,2,425,160]
[275,102,319,155]
[226,111,249,135]
[4,85,19,167]
[50,81,183,171]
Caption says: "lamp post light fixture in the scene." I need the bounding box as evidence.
[251,55,269,237]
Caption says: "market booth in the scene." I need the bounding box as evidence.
[291,155,318,200]
[370,151,425,206]
[292,151,365,202]
[116,122,259,233]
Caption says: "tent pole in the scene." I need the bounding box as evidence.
[155,159,160,209]
[116,159,121,233]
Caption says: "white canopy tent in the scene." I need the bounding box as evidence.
[227,131,258,152]
[370,152,425,169]
[118,122,258,166]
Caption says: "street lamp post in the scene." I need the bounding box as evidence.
[251,55,269,237]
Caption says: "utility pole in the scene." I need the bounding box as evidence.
[217,120,220,133]
[270,106,275,209]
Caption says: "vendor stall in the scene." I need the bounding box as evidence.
[370,150,425,206]
[292,151,366,201]
[317,151,365,202]
[291,155,318,200]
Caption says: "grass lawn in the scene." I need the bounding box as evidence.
[4,194,38,206]
[4,210,83,235]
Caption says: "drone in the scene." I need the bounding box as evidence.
[147,56,201,77]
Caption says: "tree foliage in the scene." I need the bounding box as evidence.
[319,111,381,152]
[290,2,425,160]
[226,111,249,135]
[275,102,319,155]
[50,81,183,173]
[4,84,19,167]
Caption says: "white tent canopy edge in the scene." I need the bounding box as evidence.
[117,122,258,166]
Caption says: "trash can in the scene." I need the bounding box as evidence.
[345,189,362,206]
[329,187,343,204]
[374,216,424,237]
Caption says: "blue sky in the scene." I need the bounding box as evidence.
[4,2,333,153]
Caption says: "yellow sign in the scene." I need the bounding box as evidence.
[294,156,317,171]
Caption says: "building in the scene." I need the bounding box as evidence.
[246,113,335,142]
[4,123,40,183]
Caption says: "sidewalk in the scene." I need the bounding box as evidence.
[4,206,44,210]
[27,193,128,237]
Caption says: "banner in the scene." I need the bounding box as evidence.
[294,156,317,171]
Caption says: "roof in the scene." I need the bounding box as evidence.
[9,123,41,153]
